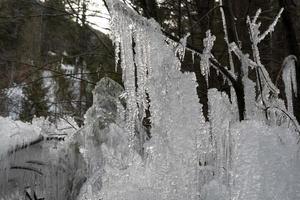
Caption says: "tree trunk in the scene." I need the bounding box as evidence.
[139,0,159,21]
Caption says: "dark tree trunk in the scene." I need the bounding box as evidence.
[195,0,211,33]
[222,0,246,120]
[193,0,212,121]
[139,0,159,21]
[177,0,182,37]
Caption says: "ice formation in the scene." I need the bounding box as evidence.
[79,0,208,199]
[76,77,126,199]
[231,121,300,200]
[282,55,298,113]
[247,8,281,99]
[0,1,300,200]
[200,30,216,83]
[93,1,300,200]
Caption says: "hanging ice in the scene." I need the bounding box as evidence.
[200,30,216,83]
[96,1,209,199]
[175,32,190,62]
[282,55,297,113]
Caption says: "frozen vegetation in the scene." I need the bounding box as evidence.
[0,0,300,200]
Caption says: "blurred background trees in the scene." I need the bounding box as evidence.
[0,0,118,126]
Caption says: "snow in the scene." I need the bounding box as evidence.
[61,63,75,74]
[0,117,42,159]
[0,115,78,160]
[0,116,79,199]
[4,84,24,120]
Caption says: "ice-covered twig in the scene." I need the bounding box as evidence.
[247,9,282,97]
[259,8,284,42]
[230,42,257,70]
[253,8,262,24]
[247,8,283,47]
[265,106,300,136]
[230,41,279,98]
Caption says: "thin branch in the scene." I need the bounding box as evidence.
[0,58,97,85]
[10,165,43,176]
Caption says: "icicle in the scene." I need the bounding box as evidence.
[192,51,195,64]
[100,1,208,200]
[200,30,216,83]
[175,33,190,62]
[114,41,120,72]
[282,55,298,113]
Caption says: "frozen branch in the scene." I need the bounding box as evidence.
[259,8,284,42]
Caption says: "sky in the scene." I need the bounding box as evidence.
[39,0,110,33]
[87,0,110,34]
